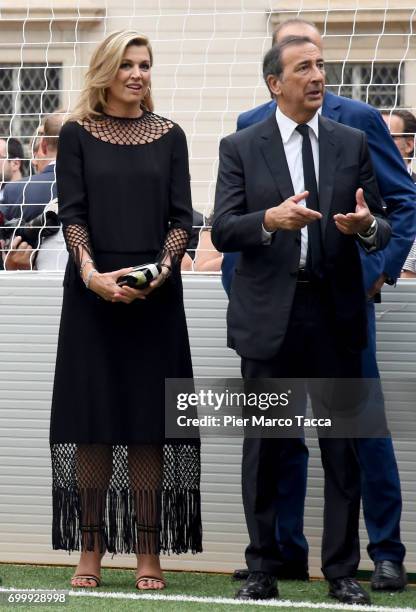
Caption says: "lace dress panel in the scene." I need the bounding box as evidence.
[80,112,174,146]
[160,227,190,267]
[80,113,190,268]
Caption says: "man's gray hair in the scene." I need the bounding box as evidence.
[272,18,319,46]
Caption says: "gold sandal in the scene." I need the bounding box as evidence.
[135,575,166,590]
[71,574,101,588]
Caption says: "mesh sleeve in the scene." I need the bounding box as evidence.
[159,227,190,267]
[63,223,95,273]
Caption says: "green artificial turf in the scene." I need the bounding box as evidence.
[0,564,415,611]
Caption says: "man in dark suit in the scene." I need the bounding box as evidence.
[0,137,27,270]
[0,113,62,223]
[212,35,391,603]
[0,155,57,223]
[1,113,62,270]
[223,19,416,594]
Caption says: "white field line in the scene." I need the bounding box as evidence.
[0,587,415,611]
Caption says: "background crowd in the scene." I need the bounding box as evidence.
[1,106,415,275]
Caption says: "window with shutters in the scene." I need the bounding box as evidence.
[325,62,403,109]
[0,64,61,144]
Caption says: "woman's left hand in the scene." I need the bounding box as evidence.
[115,267,170,302]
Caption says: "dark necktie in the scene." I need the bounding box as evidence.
[296,123,324,278]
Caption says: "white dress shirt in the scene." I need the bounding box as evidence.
[262,105,377,259]
[263,106,320,267]
[276,105,319,267]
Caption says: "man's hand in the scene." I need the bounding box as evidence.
[401,270,416,279]
[367,273,387,298]
[2,236,34,270]
[333,188,375,235]
[263,191,322,232]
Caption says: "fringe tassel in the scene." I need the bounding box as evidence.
[52,486,202,554]
[161,489,202,554]
[52,487,80,551]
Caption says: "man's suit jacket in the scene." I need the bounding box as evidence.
[212,113,390,361]
[236,92,416,293]
[0,163,57,222]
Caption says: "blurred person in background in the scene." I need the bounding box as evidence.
[2,199,66,272]
[181,210,223,272]
[0,137,27,269]
[0,137,26,201]
[30,125,50,175]
[382,109,416,278]
[181,209,203,269]
[382,109,416,181]
[0,114,60,222]
[2,113,65,271]
[402,239,416,278]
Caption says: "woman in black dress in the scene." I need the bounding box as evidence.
[50,30,202,590]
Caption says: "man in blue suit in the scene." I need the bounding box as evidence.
[225,18,416,595]
[1,114,62,271]
[0,159,56,223]
[0,114,62,223]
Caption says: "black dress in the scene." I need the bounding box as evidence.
[50,112,202,555]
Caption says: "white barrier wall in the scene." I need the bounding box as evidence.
[0,273,415,576]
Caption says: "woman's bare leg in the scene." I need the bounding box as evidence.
[128,444,165,589]
[72,444,112,587]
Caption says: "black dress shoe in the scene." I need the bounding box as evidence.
[233,564,309,582]
[371,561,407,591]
[328,577,371,605]
[235,571,279,600]
[232,568,250,581]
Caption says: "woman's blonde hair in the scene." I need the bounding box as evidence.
[69,30,154,121]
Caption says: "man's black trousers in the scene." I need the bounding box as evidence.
[240,280,363,580]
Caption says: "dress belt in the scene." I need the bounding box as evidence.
[297,268,312,283]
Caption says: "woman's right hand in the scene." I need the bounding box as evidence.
[87,267,134,303]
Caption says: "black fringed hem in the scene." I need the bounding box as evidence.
[52,487,202,555]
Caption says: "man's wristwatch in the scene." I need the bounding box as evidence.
[359,217,377,238]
